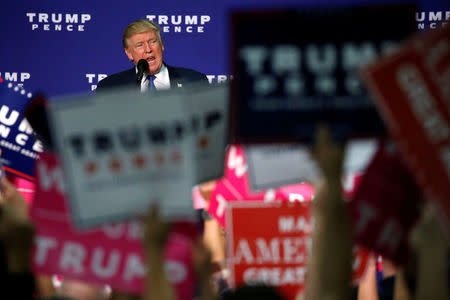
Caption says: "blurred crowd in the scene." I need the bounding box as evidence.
[0,126,448,300]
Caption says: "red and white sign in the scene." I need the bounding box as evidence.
[349,144,421,264]
[208,145,314,227]
[226,201,371,300]
[362,23,450,236]
[30,152,198,299]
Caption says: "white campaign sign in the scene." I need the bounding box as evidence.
[245,139,378,191]
[49,87,197,228]
[183,83,228,183]
[245,145,319,191]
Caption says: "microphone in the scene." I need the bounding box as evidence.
[136,59,149,85]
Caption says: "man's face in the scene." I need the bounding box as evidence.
[124,30,164,75]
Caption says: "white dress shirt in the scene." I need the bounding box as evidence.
[139,64,171,92]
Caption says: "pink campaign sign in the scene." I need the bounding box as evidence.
[10,176,36,205]
[30,152,198,298]
[208,145,314,227]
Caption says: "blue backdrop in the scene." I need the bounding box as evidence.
[0,0,449,98]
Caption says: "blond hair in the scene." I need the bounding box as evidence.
[122,19,162,48]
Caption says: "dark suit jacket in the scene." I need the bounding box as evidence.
[96,63,208,92]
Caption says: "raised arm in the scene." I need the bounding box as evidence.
[305,126,353,300]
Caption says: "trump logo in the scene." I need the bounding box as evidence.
[26,13,92,32]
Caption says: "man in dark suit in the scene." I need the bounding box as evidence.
[96,19,207,92]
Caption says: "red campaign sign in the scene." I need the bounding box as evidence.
[362,23,450,236]
[208,145,314,227]
[226,201,371,300]
[349,144,421,264]
[30,152,198,299]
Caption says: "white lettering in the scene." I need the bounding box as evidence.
[159,15,168,25]
[0,125,11,138]
[200,15,210,24]
[26,12,36,22]
[234,239,254,264]
[4,72,17,82]
[342,42,377,70]
[305,44,336,74]
[429,11,442,21]
[227,146,247,177]
[217,75,227,83]
[240,46,267,75]
[51,13,62,23]
[171,15,182,25]
[19,119,33,134]
[416,12,425,22]
[38,162,66,193]
[280,268,296,284]
[315,76,336,95]
[185,15,197,25]
[206,75,215,84]
[39,13,48,23]
[15,133,28,146]
[86,74,96,84]
[65,14,78,23]
[283,238,304,263]
[34,236,58,265]
[32,140,43,152]
[255,75,277,95]
[0,105,20,126]
[243,267,306,286]
[91,248,121,278]
[289,193,305,203]
[123,254,146,281]
[285,75,304,95]
[20,73,31,82]
[165,261,187,283]
[255,238,280,264]
[98,74,107,82]
[264,189,276,202]
[279,217,294,232]
[272,45,300,75]
[215,194,227,217]
[60,242,86,274]
[397,64,449,143]
[81,14,91,23]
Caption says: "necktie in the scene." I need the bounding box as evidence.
[149,75,156,91]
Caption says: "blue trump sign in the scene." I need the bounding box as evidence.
[0,78,42,180]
